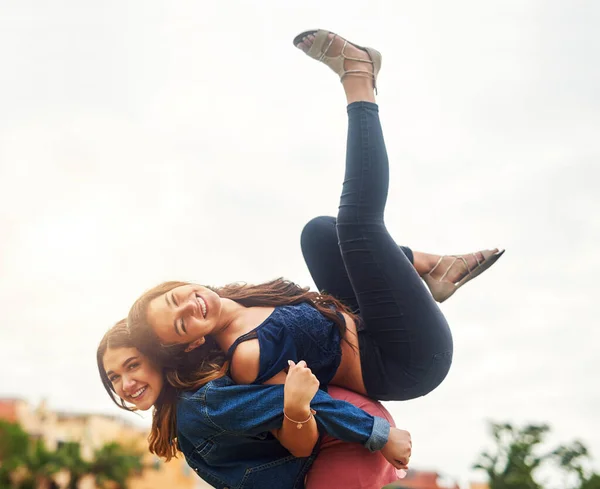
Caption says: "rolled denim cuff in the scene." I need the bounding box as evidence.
[347,101,379,113]
[365,416,390,452]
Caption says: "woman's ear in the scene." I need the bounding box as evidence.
[184,337,206,352]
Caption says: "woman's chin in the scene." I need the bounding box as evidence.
[134,401,154,411]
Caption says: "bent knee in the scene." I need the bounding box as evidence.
[301,216,336,251]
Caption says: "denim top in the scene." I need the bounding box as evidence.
[226,302,343,386]
[176,376,391,489]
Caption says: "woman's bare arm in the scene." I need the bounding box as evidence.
[265,365,320,458]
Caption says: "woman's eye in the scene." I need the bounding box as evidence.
[128,362,140,370]
[180,318,186,334]
[109,375,119,383]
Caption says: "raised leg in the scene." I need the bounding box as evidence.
[296,31,453,401]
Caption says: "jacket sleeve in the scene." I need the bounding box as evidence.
[190,383,389,452]
[311,389,390,452]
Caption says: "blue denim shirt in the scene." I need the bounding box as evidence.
[176,376,390,489]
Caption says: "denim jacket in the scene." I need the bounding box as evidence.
[176,376,390,489]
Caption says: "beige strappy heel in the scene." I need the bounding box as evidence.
[293,29,382,92]
[423,249,505,303]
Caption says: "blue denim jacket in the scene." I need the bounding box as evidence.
[176,376,390,489]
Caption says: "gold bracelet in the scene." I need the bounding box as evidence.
[283,409,317,429]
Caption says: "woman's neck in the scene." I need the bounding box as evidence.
[210,298,249,352]
[211,300,275,353]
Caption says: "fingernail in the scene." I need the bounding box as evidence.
[288,360,293,366]
[398,469,407,478]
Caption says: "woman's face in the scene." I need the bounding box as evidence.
[146,284,222,347]
[103,346,164,411]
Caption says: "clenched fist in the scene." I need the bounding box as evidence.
[381,427,412,470]
[284,360,320,414]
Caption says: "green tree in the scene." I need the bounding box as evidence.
[475,422,600,489]
[0,420,30,487]
[474,422,548,489]
[0,421,61,489]
[91,442,143,489]
[18,439,60,489]
[551,441,600,489]
[0,421,144,489]
[580,474,600,489]
[55,442,90,489]
[56,440,144,489]
[551,440,589,487]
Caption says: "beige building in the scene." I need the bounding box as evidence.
[0,397,211,488]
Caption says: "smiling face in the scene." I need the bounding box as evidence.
[103,346,164,411]
[146,284,222,347]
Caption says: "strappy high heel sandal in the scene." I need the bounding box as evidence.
[293,29,382,92]
[423,249,505,303]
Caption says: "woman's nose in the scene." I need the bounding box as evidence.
[122,375,136,392]
[180,300,196,315]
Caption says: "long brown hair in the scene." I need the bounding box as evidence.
[126,277,358,460]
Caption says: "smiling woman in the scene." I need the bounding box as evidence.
[96,320,229,460]
[127,278,351,367]
[146,282,220,347]
[97,320,164,412]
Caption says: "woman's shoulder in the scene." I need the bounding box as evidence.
[229,339,261,384]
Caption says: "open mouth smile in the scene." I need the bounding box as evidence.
[129,386,148,400]
[195,294,207,318]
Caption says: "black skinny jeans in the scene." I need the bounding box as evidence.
[301,102,453,401]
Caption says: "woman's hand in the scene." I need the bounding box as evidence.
[283,360,319,419]
[380,427,412,470]
[267,360,320,458]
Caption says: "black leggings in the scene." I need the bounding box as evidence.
[301,102,453,401]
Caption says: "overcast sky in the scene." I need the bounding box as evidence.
[1,1,598,487]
